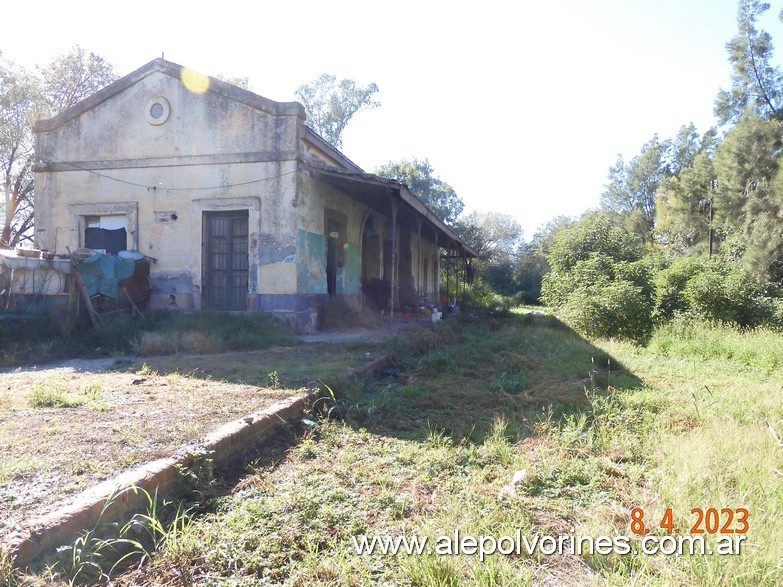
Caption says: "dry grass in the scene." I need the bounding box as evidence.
[0,362,290,538]
[0,342,374,542]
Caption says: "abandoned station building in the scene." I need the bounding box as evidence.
[32,59,474,330]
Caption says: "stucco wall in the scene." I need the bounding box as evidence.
[33,63,451,327]
[34,70,303,310]
[410,234,440,301]
[296,172,369,298]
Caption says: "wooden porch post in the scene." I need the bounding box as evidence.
[446,242,451,303]
[434,230,439,306]
[389,197,399,326]
[416,217,423,305]
[378,216,384,286]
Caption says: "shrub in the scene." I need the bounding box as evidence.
[560,281,654,342]
[614,258,655,301]
[547,214,643,272]
[654,256,703,319]
[683,268,775,327]
[462,278,499,309]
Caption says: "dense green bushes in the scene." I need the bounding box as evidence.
[540,215,655,342]
[655,257,777,327]
[536,213,781,341]
[560,282,655,341]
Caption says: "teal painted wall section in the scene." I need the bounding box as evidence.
[337,241,361,295]
[298,229,327,294]
[297,229,363,296]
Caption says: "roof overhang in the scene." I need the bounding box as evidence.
[306,165,476,258]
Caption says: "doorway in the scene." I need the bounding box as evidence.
[202,210,249,310]
[325,211,346,297]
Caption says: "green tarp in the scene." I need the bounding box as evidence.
[76,253,136,299]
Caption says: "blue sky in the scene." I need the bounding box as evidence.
[3,0,778,239]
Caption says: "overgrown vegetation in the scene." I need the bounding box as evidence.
[0,310,296,366]
[536,213,782,341]
[449,1,783,344]
[10,311,766,586]
[318,297,379,330]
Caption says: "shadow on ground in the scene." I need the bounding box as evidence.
[326,311,644,447]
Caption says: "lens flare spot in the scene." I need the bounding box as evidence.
[181,68,210,94]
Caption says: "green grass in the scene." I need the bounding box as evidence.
[0,310,297,366]
[15,313,783,585]
[28,378,106,409]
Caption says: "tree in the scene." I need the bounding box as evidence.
[37,46,117,113]
[656,152,717,253]
[601,125,717,244]
[601,135,670,242]
[546,212,643,274]
[715,0,783,125]
[0,47,117,248]
[375,158,464,224]
[512,215,576,303]
[713,113,783,280]
[454,211,523,264]
[454,211,523,295]
[0,58,41,248]
[295,74,379,148]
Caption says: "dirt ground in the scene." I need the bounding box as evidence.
[0,355,303,540]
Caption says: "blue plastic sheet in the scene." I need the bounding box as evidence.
[76,253,136,299]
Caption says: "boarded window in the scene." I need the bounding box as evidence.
[84,215,128,255]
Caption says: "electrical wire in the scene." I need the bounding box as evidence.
[47,157,298,191]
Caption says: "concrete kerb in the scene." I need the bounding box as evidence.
[3,354,392,569]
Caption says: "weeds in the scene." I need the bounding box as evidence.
[29,379,86,408]
[36,486,194,584]
[117,487,194,570]
[0,549,18,586]
[1,310,296,366]
[81,381,103,401]
[135,362,155,376]
[11,313,783,585]
[46,487,139,584]
[28,377,106,410]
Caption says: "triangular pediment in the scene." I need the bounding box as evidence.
[34,58,304,133]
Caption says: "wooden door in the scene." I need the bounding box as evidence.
[203,210,249,310]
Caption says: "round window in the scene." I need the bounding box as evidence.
[150,103,165,119]
[145,97,171,125]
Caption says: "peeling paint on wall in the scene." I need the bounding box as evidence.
[150,273,194,294]
[297,229,326,293]
[256,233,296,265]
[249,264,259,294]
[337,241,361,295]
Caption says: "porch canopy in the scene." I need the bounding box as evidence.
[305,164,476,315]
